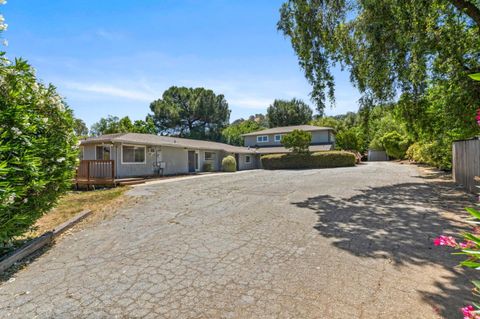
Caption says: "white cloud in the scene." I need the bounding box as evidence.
[63,82,155,102]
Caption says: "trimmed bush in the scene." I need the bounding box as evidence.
[0,58,78,249]
[222,155,236,172]
[261,151,356,170]
[203,162,213,172]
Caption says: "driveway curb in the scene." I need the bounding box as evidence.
[0,209,92,273]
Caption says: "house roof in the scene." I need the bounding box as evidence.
[253,144,333,154]
[80,133,256,154]
[240,125,334,137]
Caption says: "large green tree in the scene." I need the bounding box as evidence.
[267,98,313,127]
[278,0,480,113]
[149,86,230,141]
[73,118,89,136]
[90,115,157,136]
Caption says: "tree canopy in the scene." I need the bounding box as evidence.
[278,0,480,113]
[267,98,313,127]
[90,115,157,136]
[221,119,265,146]
[149,86,230,141]
[73,118,89,136]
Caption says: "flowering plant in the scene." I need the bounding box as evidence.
[0,5,78,251]
[434,207,480,318]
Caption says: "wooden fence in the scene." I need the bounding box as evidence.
[452,138,480,193]
[75,160,115,188]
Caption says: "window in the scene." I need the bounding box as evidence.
[122,145,146,163]
[204,152,216,161]
[274,134,283,142]
[245,155,251,163]
[256,135,268,143]
[96,145,111,160]
[79,147,84,160]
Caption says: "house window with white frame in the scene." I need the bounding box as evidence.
[256,135,268,143]
[245,155,251,163]
[204,152,216,161]
[274,134,283,142]
[122,145,146,163]
[96,145,111,160]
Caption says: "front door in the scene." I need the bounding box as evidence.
[188,151,196,173]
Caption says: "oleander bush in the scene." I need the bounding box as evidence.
[261,151,356,170]
[202,162,213,172]
[221,155,236,172]
[0,56,78,250]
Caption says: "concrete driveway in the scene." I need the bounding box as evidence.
[0,162,475,318]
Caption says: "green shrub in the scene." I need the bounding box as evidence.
[380,131,409,159]
[261,151,356,169]
[281,129,312,154]
[221,155,236,172]
[203,162,213,172]
[406,140,452,170]
[335,127,364,152]
[0,57,79,249]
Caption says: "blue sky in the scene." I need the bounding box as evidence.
[2,0,360,127]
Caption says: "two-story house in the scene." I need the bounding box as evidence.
[241,125,335,154]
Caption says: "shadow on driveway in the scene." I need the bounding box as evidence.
[293,178,475,318]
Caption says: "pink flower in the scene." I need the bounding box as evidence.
[434,235,457,247]
[460,240,476,249]
[462,305,478,319]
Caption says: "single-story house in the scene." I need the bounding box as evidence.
[79,125,336,180]
[241,125,335,153]
[80,133,258,179]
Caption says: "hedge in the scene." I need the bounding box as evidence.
[261,151,356,170]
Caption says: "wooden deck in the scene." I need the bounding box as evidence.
[74,160,147,189]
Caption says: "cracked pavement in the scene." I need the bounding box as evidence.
[0,162,475,318]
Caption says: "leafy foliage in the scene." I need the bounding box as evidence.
[335,127,364,152]
[73,118,89,137]
[278,0,480,114]
[150,86,230,141]
[261,151,356,169]
[221,155,236,172]
[221,119,264,146]
[381,131,409,159]
[281,129,312,154]
[0,57,78,248]
[434,205,480,318]
[267,98,313,127]
[90,115,157,136]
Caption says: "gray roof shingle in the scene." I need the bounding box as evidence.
[80,133,256,154]
[240,125,333,137]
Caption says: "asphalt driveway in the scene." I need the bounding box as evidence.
[0,162,475,318]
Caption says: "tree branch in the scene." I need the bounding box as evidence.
[449,0,480,26]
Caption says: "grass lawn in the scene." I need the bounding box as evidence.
[31,187,129,237]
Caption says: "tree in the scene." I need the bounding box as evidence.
[281,129,312,153]
[90,115,157,136]
[335,127,363,152]
[73,118,89,136]
[381,131,410,159]
[221,119,263,146]
[267,98,313,127]
[278,0,480,114]
[150,86,230,141]
[0,57,78,247]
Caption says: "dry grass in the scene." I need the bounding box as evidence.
[30,187,130,237]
